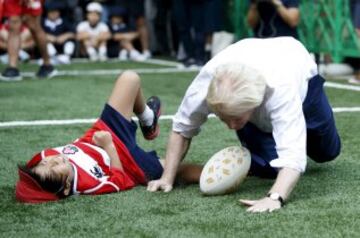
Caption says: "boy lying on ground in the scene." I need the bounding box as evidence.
[15,71,202,203]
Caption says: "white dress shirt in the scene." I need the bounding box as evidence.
[173,37,318,172]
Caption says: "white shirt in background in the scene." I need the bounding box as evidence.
[76,21,109,38]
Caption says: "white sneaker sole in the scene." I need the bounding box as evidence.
[0,75,23,82]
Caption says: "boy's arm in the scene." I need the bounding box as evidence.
[97,31,111,41]
[76,31,90,41]
[112,32,139,41]
[46,33,56,43]
[56,32,75,44]
[92,131,123,171]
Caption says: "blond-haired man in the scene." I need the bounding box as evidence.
[147,37,341,213]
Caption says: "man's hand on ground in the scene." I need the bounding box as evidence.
[147,179,173,193]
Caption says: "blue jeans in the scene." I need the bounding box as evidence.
[236,75,341,178]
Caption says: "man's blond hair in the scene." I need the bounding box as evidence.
[206,63,266,117]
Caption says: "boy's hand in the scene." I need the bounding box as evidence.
[92,131,113,148]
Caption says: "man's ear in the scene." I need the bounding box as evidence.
[63,178,72,196]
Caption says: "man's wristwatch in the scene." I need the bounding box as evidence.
[267,193,285,206]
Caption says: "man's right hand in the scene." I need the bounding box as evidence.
[147,178,173,192]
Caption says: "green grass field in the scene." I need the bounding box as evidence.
[0,61,359,238]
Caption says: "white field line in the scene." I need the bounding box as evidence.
[29,58,181,67]
[0,108,359,128]
[22,67,198,77]
[324,82,360,91]
[19,67,360,92]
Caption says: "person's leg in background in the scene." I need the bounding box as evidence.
[0,15,23,81]
[154,0,171,56]
[203,0,224,61]
[24,14,56,78]
[190,0,206,66]
[172,0,195,66]
[128,0,151,59]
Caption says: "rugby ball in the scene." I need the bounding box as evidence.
[199,146,251,195]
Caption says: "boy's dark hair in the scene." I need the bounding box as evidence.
[17,164,67,198]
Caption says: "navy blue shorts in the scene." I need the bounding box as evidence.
[236,75,341,178]
[100,104,163,181]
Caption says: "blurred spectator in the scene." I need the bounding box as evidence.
[0,21,34,64]
[42,3,76,64]
[44,0,80,27]
[109,0,151,59]
[0,0,56,81]
[172,0,207,67]
[204,0,224,60]
[247,0,300,39]
[153,0,176,57]
[348,0,360,84]
[107,7,145,61]
[76,2,111,61]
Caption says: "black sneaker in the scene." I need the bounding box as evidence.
[140,96,161,140]
[0,67,22,81]
[36,64,57,79]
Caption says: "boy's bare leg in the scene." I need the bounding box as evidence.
[136,17,149,52]
[7,16,22,68]
[107,71,146,121]
[24,15,50,65]
[159,159,203,184]
[176,163,203,184]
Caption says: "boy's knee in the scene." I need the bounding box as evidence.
[119,70,141,85]
[8,16,22,33]
[24,16,41,32]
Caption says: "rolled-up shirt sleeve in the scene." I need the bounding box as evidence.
[172,70,212,138]
[267,87,307,173]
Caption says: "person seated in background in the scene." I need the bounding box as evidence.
[76,2,111,61]
[0,0,56,81]
[42,3,76,65]
[107,7,145,61]
[0,21,34,64]
[247,0,300,39]
[15,71,203,203]
[109,0,151,60]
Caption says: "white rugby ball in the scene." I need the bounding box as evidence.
[199,146,251,195]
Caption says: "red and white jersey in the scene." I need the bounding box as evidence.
[34,120,147,195]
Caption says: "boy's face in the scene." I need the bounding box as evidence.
[47,10,60,21]
[87,11,101,25]
[111,15,123,24]
[33,154,74,184]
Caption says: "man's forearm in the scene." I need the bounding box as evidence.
[269,167,301,201]
[161,131,191,184]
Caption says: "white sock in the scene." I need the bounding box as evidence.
[87,47,96,56]
[47,43,57,57]
[64,41,75,56]
[18,50,30,60]
[99,45,107,57]
[136,105,154,126]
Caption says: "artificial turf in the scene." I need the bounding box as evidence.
[0,61,359,237]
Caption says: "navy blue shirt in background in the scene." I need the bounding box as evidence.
[250,0,299,39]
[42,18,74,36]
